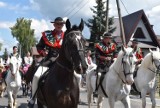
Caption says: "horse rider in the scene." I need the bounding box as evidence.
[85,50,97,74]
[130,38,143,74]
[28,17,65,108]
[2,46,21,79]
[93,32,116,96]
[10,46,20,59]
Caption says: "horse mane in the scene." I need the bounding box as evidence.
[140,53,151,68]
[110,49,124,71]
[110,47,134,71]
[140,50,160,68]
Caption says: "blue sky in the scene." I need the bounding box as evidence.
[0,0,160,55]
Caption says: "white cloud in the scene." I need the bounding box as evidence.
[31,0,96,20]
[0,21,14,29]
[31,18,52,39]
[0,37,18,55]
[31,17,69,39]
[0,1,7,7]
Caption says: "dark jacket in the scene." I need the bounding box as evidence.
[95,41,116,71]
[37,30,64,58]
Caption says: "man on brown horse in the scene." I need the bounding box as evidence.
[28,17,65,108]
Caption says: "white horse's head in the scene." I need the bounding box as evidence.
[117,46,137,85]
[149,47,160,70]
[0,58,4,73]
[9,56,22,75]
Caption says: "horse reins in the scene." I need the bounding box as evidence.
[148,54,159,74]
[114,53,134,84]
[65,31,85,70]
[56,61,73,73]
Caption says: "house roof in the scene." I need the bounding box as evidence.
[112,9,160,47]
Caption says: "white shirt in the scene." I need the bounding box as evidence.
[24,56,33,65]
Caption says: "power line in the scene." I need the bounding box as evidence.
[69,0,91,19]
[63,0,86,17]
[120,0,129,15]
[63,0,80,16]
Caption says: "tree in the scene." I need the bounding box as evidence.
[2,48,9,60]
[10,18,36,57]
[85,0,116,43]
[0,43,2,51]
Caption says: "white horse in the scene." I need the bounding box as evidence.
[134,47,160,108]
[5,56,22,108]
[0,58,6,98]
[86,46,137,108]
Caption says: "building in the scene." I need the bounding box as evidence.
[112,9,160,56]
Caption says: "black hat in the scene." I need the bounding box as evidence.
[131,38,138,43]
[50,17,65,24]
[102,32,113,38]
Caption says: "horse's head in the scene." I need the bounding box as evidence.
[61,19,88,74]
[149,47,160,71]
[0,58,4,73]
[9,56,22,75]
[119,46,137,85]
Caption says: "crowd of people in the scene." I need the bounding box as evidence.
[0,17,143,108]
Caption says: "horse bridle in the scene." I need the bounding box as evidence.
[65,31,85,69]
[57,31,85,72]
[116,53,134,84]
[122,54,134,77]
[10,62,19,76]
[148,54,160,73]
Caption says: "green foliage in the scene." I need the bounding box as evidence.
[2,48,9,59]
[85,0,116,43]
[10,17,37,57]
[0,43,2,51]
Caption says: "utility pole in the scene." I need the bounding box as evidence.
[105,0,109,32]
[116,0,126,46]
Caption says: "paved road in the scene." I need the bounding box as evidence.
[0,88,160,108]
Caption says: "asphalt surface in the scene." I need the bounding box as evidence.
[0,87,160,108]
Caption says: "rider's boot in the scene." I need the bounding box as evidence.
[93,72,101,97]
[27,75,39,108]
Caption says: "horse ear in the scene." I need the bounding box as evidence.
[79,18,84,31]
[149,48,153,53]
[156,46,160,52]
[122,45,126,53]
[132,46,137,53]
[66,19,71,30]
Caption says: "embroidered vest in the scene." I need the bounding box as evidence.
[42,30,64,48]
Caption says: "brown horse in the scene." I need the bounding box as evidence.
[36,19,87,108]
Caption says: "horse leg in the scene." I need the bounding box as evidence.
[108,97,115,108]
[121,95,131,108]
[97,96,104,108]
[12,92,18,108]
[141,89,147,108]
[87,88,92,108]
[8,91,13,108]
[37,99,44,108]
[149,90,156,108]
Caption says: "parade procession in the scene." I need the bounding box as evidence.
[0,0,160,108]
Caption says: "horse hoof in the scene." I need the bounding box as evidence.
[8,104,11,108]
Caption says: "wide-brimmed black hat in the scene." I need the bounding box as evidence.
[102,32,113,38]
[131,38,138,43]
[50,17,65,24]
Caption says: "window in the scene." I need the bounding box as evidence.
[133,27,146,39]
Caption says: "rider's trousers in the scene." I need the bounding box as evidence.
[31,66,48,100]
